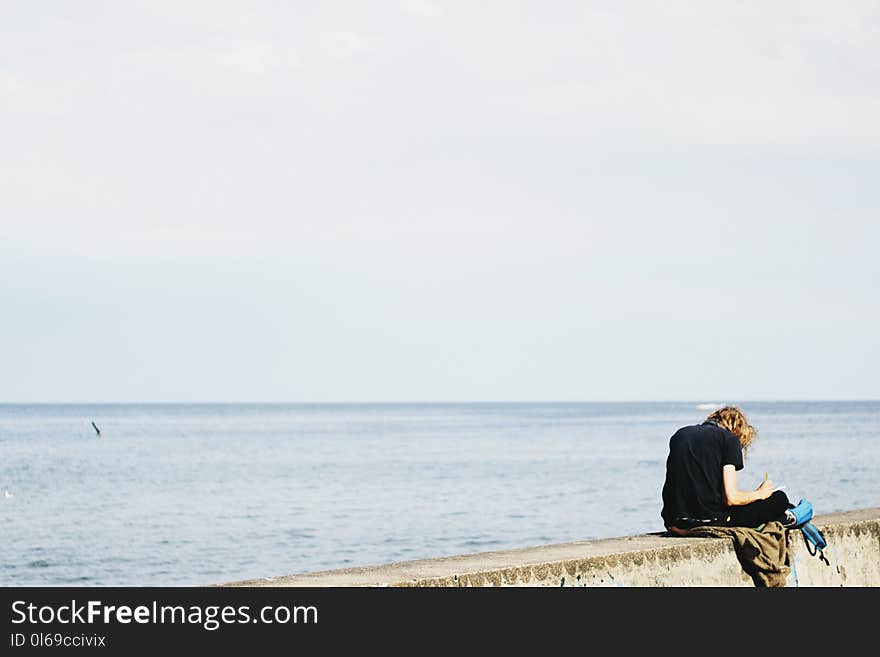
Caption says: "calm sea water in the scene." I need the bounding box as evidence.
[1,401,877,586]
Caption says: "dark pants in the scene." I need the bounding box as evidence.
[725,490,791,528]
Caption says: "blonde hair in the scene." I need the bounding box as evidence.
[706,405,757,455]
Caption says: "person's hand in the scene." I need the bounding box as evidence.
[756,478,774,499]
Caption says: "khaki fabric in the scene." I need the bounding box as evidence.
[687,521,792,587]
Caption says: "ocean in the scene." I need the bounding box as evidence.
[1,401,877,586]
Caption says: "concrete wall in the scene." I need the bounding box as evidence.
[219,507,880,587]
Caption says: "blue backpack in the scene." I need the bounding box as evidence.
[788,499,830,566]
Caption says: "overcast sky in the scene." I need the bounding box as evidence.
[2,1,878,402]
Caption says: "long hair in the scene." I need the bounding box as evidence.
[705,405,757,455]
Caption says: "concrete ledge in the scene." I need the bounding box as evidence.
[218,507,880,587]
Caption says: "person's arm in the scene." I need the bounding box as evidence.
[722,464,774,507]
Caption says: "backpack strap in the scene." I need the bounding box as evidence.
[801,523,830,567]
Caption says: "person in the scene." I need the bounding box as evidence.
[661,405,797,536]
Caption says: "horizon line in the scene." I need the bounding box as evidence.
[1,398,878,405]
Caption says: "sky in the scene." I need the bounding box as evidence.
[2,1,879,402]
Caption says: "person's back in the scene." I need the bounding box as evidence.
[661,406,797,534]
[661,421,744,528]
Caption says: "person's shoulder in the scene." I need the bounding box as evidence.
[675,423,709,434]
[676,424,703,433]
[699,420,732,436]
[670,423,703,441]
[679,422,738,444]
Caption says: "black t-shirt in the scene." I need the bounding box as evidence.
[660,421,744,526]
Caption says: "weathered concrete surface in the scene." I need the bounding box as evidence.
[218,507,880,587]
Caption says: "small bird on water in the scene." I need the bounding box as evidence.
[92,421,101,437]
